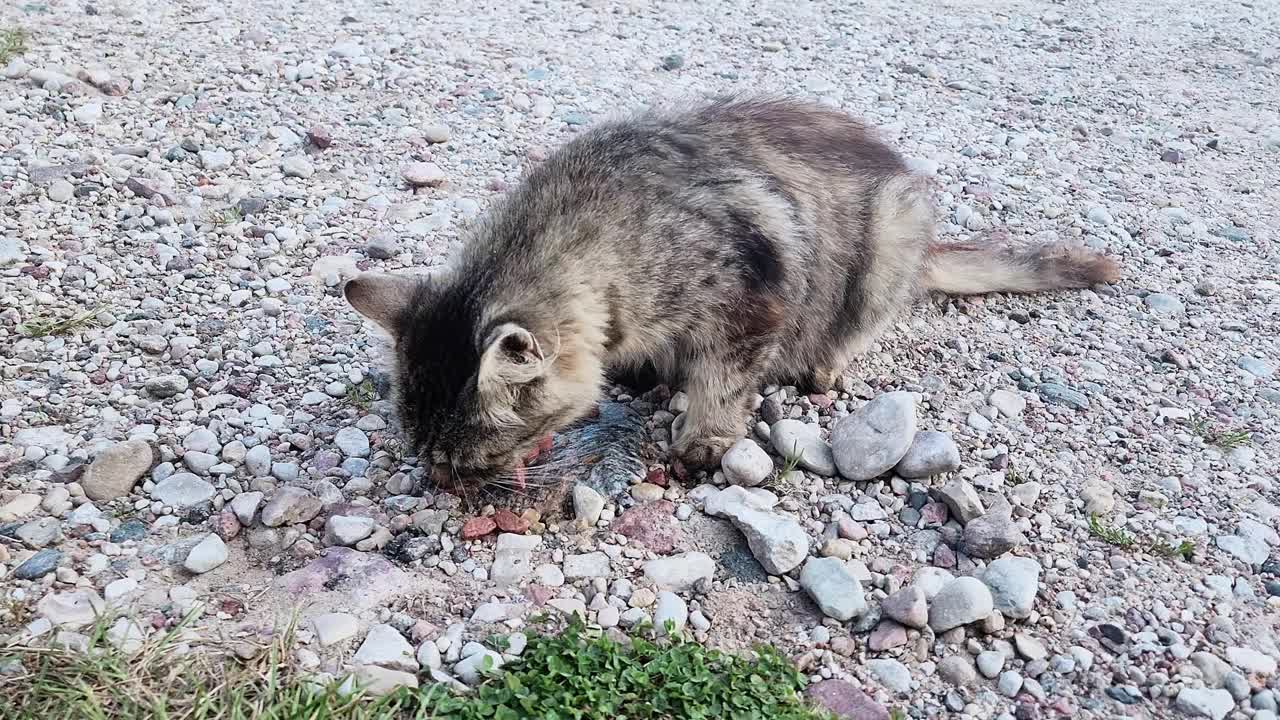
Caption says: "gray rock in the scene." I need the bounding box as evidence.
[47,179,74,202]
[731,506,810,575]
[183,451,219,475]
[334,427,370,458]
[14,548,62,579]
[417,641,443,669]
[230,491,263,525]
[895,431,961,478]
[564,552,611,579]
[928,577,995,632]
[931,479,985,524]
[260,487,322,527]
[183,533,229,574]
[643,552,715,591]
[702,485,777,517]
[830,392,916,481]
[721,439,773,487]
[311,612,360,646]
[847,500,887,521]
[1216,534,1268,567]
[183,429,220,454]
[244,445,272,476]
[1225,646,1277,676]
[769,419,836,476]
[880,585,928,628]
[977,650,1005,678]
[281,155,314,178]
[1014,632,1048,661]
[653,591,688,636]
[37,590,104,628]
[963,507,1026,559]
[199,149,233,171]
[353,624,418,672]
[981,556,1041,619]
[799,557,867,621]
[146,374,188,398]
[867,658,912,694]
[81,440,154,502]
[1238,356,1275,379]
[491,533,541,587]
[1144,293,1185,315]
[1038,383,1089,411]
[325,516,376,546]
[16,518,61,548]
[401,162,446,187]
[572,484,605,525]
[454,649,504,685]
[997,670,1023,697]
[151,473,215,508]
[911,567,955,599]
[987,389,1026,418]
[938,655,977,687]
[421,124,451,144]
[1174,688,1235,720]
[364,233,398,259]
[1191,652,1231,687]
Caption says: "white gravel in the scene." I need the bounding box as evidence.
[2,0,1279,718]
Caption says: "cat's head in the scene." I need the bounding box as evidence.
[343,271,601,490]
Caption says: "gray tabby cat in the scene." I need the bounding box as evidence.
[344,97,1118,487]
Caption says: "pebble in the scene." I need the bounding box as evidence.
[183,533,229,574]
[894,430,961,478]
[653,591,688,636]
[830,392,916,481]
[260,487,322,527]
[937,655,978,687]
[564,552,611,579]
[977,650,1005,679]
[721,438,773,487]
[402,162,447,187]
[281,155,315,178]
[80,440,154,501]
[573,484,605,526]
[769,419,836,476]
[643,552,715,591]
[962,507,1026,558]
[353,624,419,672]
[928,577,995,632]
[14,548,62,579]
[1174,688,1235,720]
[728,506,810,575]
[981,556,1041,619]
[987,389,1026,418]
[867,658,912,694]
[881,586,928,629]
[932,479,985,524]
[150,473,216,508]
[312,613,361,646]
[325,516,377,546]
[800,557,868,621]
[333,427,371,458]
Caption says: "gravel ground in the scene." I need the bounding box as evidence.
[2,0,1279,718]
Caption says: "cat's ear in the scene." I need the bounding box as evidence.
[478,322,547,391]
[343,272,421,335]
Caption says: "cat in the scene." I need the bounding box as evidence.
[344,96,1119,488]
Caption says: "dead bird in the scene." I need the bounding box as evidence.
[344,96,1119,489]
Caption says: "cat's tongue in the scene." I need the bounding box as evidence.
[512,434,555,490]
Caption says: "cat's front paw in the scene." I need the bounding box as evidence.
[674,434,736,470]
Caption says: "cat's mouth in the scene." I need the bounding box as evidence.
[429,434,555,493]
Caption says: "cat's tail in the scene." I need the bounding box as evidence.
[922,241,1120,296]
